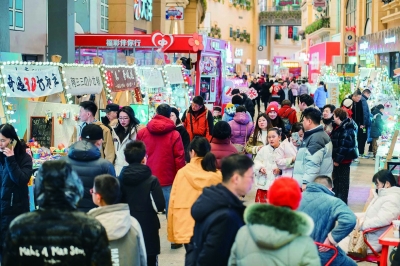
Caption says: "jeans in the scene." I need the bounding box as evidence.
[161,185,172,217]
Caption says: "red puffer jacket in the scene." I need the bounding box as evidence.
[137,115,186,186]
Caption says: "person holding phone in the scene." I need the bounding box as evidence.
[0,124,32,257]
[275,123,304,181]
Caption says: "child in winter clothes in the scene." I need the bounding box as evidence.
[228,178,321,266]
[228,106,254,147]
[245,113,272,157]
[370,104,385,157]
[213,106,222,125]
[253,128,282,202]
[89,174,147,266]
[275,123,304,179]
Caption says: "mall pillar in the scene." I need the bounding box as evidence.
[47,0,75,63]
[184,0,198,34]
[152,0,166,32]
[0,0,10,52]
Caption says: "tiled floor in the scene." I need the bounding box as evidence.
[158,156,378,265]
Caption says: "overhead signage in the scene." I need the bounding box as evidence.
[1,65,63,98]
[359,41,369,50]
[384,36,396,44]
[313,0,327,11]
[165,7,184,20]
[106,39,142,47]
[104,66,138,92]
[63,66,104,95]
[235,48,243,57]
[134,0,153,21]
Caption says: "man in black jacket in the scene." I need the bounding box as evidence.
[349,90,366,160]
[63,124,116,212]
[2,160,111,266]
[231,89,255,120]
[185,155,254,266]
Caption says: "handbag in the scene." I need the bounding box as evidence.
[347,219,367,258]
[233,124,248,155]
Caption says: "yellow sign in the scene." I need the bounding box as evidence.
[282,61,299,68]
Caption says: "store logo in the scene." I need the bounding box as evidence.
[384,36,396,44]
[359,41,369,50]
[134,0,153,21]
[151,32,174,51]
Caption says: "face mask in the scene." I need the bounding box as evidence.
[376,183,386,194]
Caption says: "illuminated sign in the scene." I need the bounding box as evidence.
[359,41,369,50]
[384,36,396,44]
[282,61,300,68]
[134,0,153,21]
[106,39,142,47]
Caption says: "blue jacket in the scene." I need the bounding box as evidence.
[299,183,357,266]
[313,86,328,108]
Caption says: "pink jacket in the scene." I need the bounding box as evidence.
[275,138,298,178]
[210,138,238,169]
[228,112,254,146]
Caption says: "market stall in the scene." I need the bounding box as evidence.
[75,32,227,106]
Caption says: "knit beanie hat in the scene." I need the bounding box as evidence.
[267,177,302,210]
[342,98,353,108]
[212,121,231,139]
[266,104,278,114]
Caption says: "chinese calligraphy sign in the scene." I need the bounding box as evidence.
[104,67,138,92]
[62,66,104,96]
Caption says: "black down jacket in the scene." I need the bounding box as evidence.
[330,118,359,164]
[370,107,384,139]
[119,163,165,256]
[62,140,116,212]
[0,152,32,252]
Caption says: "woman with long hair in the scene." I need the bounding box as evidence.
[266,104,288,139]
[167,137,221,249]
[245,113,272,157]
[170,107,190,163]
[111,106,142,175]
[314,81,329,112]
[0,124,32,253]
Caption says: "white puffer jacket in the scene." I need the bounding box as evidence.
[253,145,279,190]
[275,138,298,180]
[362,186,400,252]
[112,126,139,176]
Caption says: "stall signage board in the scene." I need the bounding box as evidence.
[1,65,63,98]
[63,66,104,95]
[164,65,184,84]
[30,116,54,148]
[104,67,138,92]
[140,68,165,88]
[165,7,184,20]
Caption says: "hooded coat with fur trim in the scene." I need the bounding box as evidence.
[228,204,321,266]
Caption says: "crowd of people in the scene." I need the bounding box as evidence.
[0,75,397,265]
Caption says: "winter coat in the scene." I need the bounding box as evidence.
[222,109,252,122]
[370,108,384,138]
[182,106,214,141]
[119,163,165,256]
[2,174,111,266]
[241,94,255,119]
[362,186,400,252]
[322,117,335,136]
[253,145,280,190]
[210,138,238,169]
[228,112,254,146]
[176,124,191,163]
[88,204,147,266]
[62,140,116,212]
[299,183,357,266]
[168,157,222,244]
[278,105,297,125]
[111,125,140,176]
[137,115,185,187]
[278,87,294,105]
[293,125,333,186]
[73,121,115,164]
[361,94,371,127]
[299,84,309,95]
[313,86,329,108]
[260,82,272,103]
[289,82,299,96]
[0,152,32,250]
[245,131,268,155]
[228,204,320,266]
[275,138,297,177]
[185,184,246,266]
[349,96,364,126]
[330,118,359,164]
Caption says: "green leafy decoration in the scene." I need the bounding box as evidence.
[293,35,299,41]
[210,25,222,39]
[199,0,207,23]
[305,17,330,35]
[274,33,281,40]
[339,83,351,104]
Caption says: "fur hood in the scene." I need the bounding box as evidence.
[244,204,314,249]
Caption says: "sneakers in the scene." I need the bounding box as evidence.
[171,244,183,249]
[353,159,360,163]
[360,154,370,159]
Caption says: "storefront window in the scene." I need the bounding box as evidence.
[346,0,356,27]
[9,0,24,31]
[101,0,109,32]
[365,0,372,35]
[229,27,233,38]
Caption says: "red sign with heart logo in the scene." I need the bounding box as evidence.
[151,32,175,52]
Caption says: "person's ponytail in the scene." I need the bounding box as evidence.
[201,152,217,172]
[324,84,327,92]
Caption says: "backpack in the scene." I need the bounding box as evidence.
[281,108,295,132]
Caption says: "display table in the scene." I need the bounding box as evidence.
[378,225,400,266]
[374,142,400,173]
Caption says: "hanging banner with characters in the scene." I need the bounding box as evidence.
[1,65,63,97]
[62,66,104,95]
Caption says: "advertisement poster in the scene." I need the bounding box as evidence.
[1,65,63,97]
[200,77,216,102]
[63,66,104,95]
[104,66,138,92]
[130,104,149,125]
[326,82,339,107]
